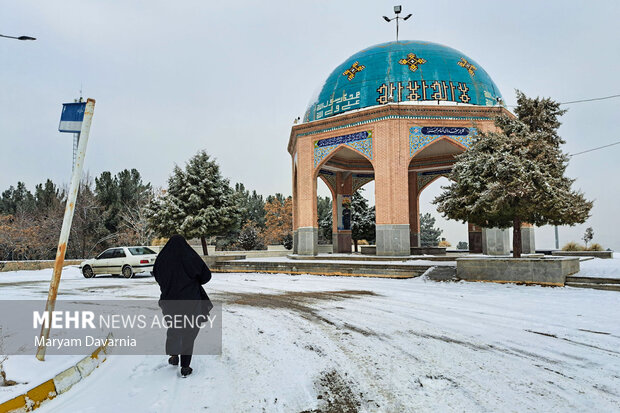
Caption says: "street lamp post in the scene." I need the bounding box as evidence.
[0,33,36,41]
[383,5,412,42]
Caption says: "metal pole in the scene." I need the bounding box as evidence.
[36,98,95,361]
[554,226,559,250]
[396,17,399,41]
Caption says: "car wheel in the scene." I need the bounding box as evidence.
[82,265,95,279]
[122,265,134,279]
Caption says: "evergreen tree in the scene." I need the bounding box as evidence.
[266,193,286,205]
[34,179,63,213]
[117,168,152,210]
[434,91,592,257]
[282,232,293,250]
[95,171,120,234]
[420,213,442,246]
[317,196,333,244]
[0,182,35,214]
[351,189,375,252]
[146,150,240,255]
[235,183,266,228]
[95,169,151,236]
[237,221,264,250]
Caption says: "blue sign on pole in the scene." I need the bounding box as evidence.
[59,102,87,133]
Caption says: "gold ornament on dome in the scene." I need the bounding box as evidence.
[342,61,366,80]
[399,53,427,72]
[457,57,477,76]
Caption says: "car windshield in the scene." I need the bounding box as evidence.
[96,250,114,259]
[128,247,156,256]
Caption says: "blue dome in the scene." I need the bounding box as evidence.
[305,41,503,122]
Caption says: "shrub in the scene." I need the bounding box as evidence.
[151,237,168,247]
[358,239,369,246]
[1,328,16,387]
[562,241,585,251]
[587,243,604,251]
[238,222,264,251]
[282,233,293,250]
[438,240,451,247]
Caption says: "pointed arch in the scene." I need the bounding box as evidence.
[410,136,467,162]
[313,144,374,179]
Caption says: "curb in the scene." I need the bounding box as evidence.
[0,334,112,413]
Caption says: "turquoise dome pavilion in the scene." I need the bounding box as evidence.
[305,41,503,122]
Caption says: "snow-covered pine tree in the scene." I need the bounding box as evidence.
[420,213,442,247]
[434,91,592,258]
[237,222,263,250]
[351,189,375,252]
[317,196,333,244]
[146,150,240,255]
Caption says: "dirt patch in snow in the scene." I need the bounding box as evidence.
[300,369,361,413]
[225,289,377,306]
[215,290,378,329]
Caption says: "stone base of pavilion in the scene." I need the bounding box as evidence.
[208,255,454,279]
[207,252,581,286]
[456,256,580,286]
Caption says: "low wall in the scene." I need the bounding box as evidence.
[411,247,447,255]
[0,260,82,273]
[214,250,290,258]
[211,260,430,278]
[149,245,217,255]
[360,245,447,256]
[456,257,580,286]
[318,244,334,254]
[552,251,614,259]
[202,255,246,266]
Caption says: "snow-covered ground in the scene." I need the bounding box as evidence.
[0,262,619,412]
[578,252,620,279]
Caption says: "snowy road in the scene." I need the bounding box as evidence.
[1,266,619,412]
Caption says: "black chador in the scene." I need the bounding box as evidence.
[153,235,212,376]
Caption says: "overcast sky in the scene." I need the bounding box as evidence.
[2,1,619,250]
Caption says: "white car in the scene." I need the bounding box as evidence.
[80,246,158,279]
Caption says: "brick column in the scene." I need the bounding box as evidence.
[292,157,298,254]
[296,139,318,255]
[374,121,410,256]
[408,171,420,247]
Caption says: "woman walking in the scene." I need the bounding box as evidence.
[153,235,213,377]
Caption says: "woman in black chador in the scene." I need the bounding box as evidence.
[153,235,212,377]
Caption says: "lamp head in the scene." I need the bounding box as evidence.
[394,5,402,14]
